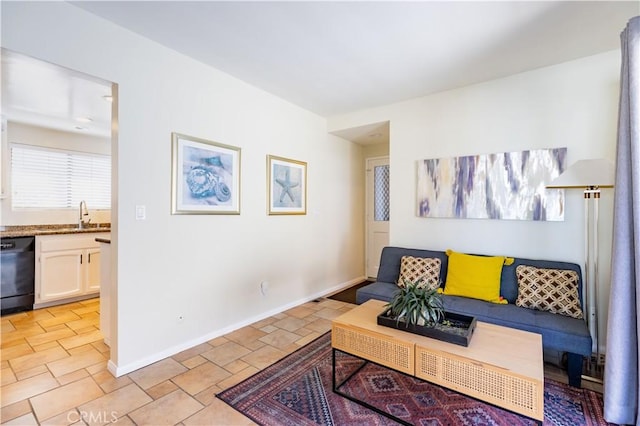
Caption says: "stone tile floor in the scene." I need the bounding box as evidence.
[1,297,352,425]
[1,297,600,425]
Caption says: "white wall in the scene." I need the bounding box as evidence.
[362,142,390,159]
[2,2,365,374]
[329,51,621,352]
[1,122,112,225]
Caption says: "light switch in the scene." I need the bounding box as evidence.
[135,205,146,220]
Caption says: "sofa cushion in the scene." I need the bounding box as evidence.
[515,265,583,319]
[442,294,592,356]
[396,256,441,289]
[442,250,511,304]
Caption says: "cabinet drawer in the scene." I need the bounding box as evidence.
[37,233,109,252]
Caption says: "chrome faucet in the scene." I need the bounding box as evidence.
[79,200,91,229]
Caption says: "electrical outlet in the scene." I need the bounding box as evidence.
[260,281,269,296]
[135,205,146,220]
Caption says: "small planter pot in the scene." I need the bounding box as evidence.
[377,309,477,347]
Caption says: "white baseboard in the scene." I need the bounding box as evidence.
[108,276,366,377]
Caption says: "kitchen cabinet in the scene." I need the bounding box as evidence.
[35,232,109,307]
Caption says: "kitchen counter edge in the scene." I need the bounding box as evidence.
[1,225,111,239]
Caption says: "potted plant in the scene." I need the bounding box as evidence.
[377,280,477,346]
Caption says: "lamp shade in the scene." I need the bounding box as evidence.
[547,159,615,189]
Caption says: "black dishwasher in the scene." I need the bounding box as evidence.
[1,237,35,315]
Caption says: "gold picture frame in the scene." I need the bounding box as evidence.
[267,155,307,215]
[171,132,241,214]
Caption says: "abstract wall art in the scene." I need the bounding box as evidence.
[268,155,307,215]
[416,148,567,221]
[171,133,241,214]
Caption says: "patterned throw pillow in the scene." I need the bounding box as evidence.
[397,256,441,290]
[515,265,583,319]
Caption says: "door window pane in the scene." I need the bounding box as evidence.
[374,165,390,221]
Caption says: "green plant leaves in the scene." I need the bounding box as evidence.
[384,281,444,327]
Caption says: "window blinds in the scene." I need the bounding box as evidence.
[11,144,111,210]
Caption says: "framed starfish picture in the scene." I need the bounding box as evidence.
[171,133,241,214]
[267,155,307,215]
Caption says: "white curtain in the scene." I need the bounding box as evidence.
[604,16,640,425]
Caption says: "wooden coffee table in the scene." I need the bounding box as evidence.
[332,299,544,424]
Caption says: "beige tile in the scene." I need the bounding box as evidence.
[206,336,229,347]
[78,383,152,425]
[1,372,59,407]
[223,359,251,374]
[183,398,254,425]
[42,323,70,332]
[56,368,90,386]
[171,342,213,363]
[65,317,100,331]
[146,380,179,400]
[260,325,279,333]
[284,305,316,319]
[90,340,110,354]
[14,364,49,381]
[128,358,188,390]
[225,327,267,346]
[1,325,45,347]
[70,304,100,316]
[1,320,16,333]
[295,331,322,347]
[258,329,301,349]
[1,367,17,386]
[39,409,85,426]
[47,347,106,377]
[172,362,232,395]
[32,340,63,352]
[75,325,99,335]
[0,399,31,424]
[304,317,333,333]
[30,376,104,422]
[25,327,76,347]
[85,361,108,375]
[249,317,276,329]
[241,344,286,370]
[2,412,39,425]
[181,355,208,369]
[92,370,132,393]
[9,346,69,372]
[128,389,203,425]
[272,316,309,332]
[201,341,251,367]
[58,329,103,350]
[0,342,33,362]
[312,307,344,320]
[294,327,315,337]
[37,311,82,329]
[217,365,259,390]
[193,384,222,406]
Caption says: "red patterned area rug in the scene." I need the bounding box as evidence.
[217,332,611,425]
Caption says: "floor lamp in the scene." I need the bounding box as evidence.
[547,159,615,383]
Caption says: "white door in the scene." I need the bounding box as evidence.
[366,157,390,279]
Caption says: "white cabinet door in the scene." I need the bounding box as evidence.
[38,250,84,301]
[85,247,101,293]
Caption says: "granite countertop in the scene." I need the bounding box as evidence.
[0,224,111,238]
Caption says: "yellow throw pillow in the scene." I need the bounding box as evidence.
[442,250,512,304]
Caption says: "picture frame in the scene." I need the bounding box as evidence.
[267,155,307,215]
[171,132,241,215]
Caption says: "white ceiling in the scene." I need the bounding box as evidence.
[1,49,113,138]
[72,0,638,119]
[3,2,637,142]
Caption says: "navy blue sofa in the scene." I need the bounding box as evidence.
[356,246,592,388]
